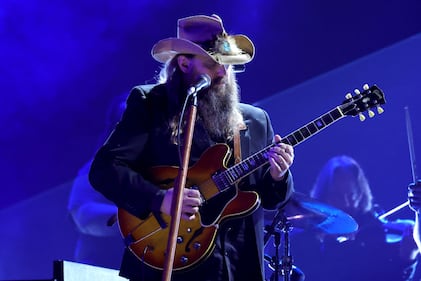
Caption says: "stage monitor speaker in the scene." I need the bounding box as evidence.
[53,260,127,281]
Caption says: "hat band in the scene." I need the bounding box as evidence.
[192,35,243,57]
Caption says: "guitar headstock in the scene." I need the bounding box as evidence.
[340,84,386,121]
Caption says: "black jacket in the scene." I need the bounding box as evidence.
[89,84,294,281]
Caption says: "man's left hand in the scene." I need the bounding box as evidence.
[268,134,294,181]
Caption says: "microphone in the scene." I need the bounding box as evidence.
[187,74,211,95]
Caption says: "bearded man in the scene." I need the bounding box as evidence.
[89,14,296,281]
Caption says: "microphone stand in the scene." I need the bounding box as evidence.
[265,211,293,281]
[161,93,199,281]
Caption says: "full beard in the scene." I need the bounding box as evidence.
[197,74,244,142]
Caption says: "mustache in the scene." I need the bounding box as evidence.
[211,76,227,88]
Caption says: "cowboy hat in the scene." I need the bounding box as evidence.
[151,14,255,65]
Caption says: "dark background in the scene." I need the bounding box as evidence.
[1,0,421,279]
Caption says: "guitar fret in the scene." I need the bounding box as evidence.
[248,157,257,167]
[307,122,318,134]
[242,162,249,171]
[225,169,235,183]
[322,112,334,125]
[299,126,311,138]
[293,131,305,142]
[239,162,249,175]
[330,107,343,120]
[286,134,298,146]
[315,118,326,129]
[222,173,232,187]
[255,151,269,166]
[282,137,293,146]
[229,167,239,183]
[225,164,241,184]
[232,166,241,179]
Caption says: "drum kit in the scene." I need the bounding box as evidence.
[263,192,359,281]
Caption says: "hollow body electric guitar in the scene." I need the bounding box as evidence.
[117,84,386,271]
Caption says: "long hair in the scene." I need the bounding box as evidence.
[155,55,192,144]
[310,155,373,214]
[156,54,193,85]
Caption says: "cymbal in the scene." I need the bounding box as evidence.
[265,192,358,236]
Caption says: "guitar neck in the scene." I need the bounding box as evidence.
[221,106,345,185]
[282,106,344,146]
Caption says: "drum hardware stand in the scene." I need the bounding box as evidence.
[378,106,418,221]
[265,211,294,281]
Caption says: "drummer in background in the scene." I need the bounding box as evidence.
[408,180,421,253]
[290,155,419,281]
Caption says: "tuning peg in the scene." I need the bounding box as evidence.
[354,89,361,95]
[363,84,369,90]
[377,106,384,114]
[368,109,375,118]
[359,113,366,121]
[345,93,352,99]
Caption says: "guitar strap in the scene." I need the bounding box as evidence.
[233,123,246,164]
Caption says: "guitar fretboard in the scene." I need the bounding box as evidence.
[212,107,345,191]
[282,106,344,146]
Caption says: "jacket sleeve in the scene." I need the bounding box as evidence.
[88,86,165,220]
[244,104,294,210]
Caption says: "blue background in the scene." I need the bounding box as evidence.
[1,1,420,279]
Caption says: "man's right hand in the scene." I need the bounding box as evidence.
[160,188,203,220]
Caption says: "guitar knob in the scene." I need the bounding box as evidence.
[193,242,202,250]
[359,113,366,122]
[368,109,375,118]
[377,106,384,114]
[345,93,352,99]
[180,256,189,264]
[177,236,184,244]
[354,89,361,95]
[363,84,369,90]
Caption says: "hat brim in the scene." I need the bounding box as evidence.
[151,36,254,65]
